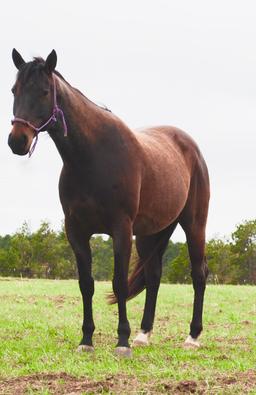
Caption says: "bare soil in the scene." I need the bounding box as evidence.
[0,369,255,394]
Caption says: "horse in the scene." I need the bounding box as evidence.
[8,49,210,357]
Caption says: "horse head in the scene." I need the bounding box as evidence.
[8,49,57,156]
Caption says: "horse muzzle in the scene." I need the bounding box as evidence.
[8,131,29,156]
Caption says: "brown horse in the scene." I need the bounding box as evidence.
[8,49,210,357]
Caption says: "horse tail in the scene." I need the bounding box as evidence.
[108,256,145,304]
[108,224,177,304]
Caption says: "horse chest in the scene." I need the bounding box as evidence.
[61,181,120,233]
[64,195,106,232]
[64,190,102,216]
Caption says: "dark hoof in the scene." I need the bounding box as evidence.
[114,346,132,358]
[77,344,94,353]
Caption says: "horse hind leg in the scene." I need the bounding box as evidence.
[180,219,209,349]
[133,222,177,347]
[178,159,209,349]
[112,217,133,358]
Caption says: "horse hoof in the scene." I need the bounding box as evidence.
[114,347,132,358]
[77,345,94,353]
[132,331,151,347]
[184,335,200,349]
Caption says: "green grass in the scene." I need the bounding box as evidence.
[0,279,256,393]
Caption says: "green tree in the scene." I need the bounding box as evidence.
[162,241,183,282]
[31,221,60,278]
[206,238,235,283]
[1,218,256,283]
[9,222,34,277]
[56,225,77,279]
[167,243,191,283]
[91,236,114,280]
[0,233,15,276]
[231,219,256,284]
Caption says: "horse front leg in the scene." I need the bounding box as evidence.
[112,218,133,357]
[77,247,95,352]
[65,218,95,352]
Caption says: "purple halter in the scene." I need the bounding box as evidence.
[11,75,68,157]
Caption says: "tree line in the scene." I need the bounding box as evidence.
[0,219,256,284]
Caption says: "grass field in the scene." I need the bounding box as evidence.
[0,279,256,394]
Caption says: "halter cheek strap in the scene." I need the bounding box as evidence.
[11,75,68,157]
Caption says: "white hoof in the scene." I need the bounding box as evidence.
[114,346,132,358]
[132,331,152,347]
[184,335,200,349]
[77,344,94,353]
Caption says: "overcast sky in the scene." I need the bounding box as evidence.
[0,1,255,242]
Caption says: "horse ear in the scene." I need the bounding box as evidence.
[45,50,57,74]
[12,48,25,70]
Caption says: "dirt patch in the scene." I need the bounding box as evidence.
[1,294,80,306]
[160,370,256,394]
[0,373,113,395]
[241,320,252,325]
[0,370,256,394]
[213,336,248,345]
[0,278,30,282]
[44,295,80,307]
[0,373,154,395]
[175,380,198,393]
[215,369,256,393]
[48,295,69,308]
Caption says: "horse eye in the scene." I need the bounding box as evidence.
[43,89,50,96]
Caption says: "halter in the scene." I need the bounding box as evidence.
[11,74,68,157]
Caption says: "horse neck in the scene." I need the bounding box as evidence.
[48,76,111,167]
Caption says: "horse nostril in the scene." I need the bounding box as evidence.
[8,133,27,147]
[22,134,28,146]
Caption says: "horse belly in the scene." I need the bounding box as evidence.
[133,169,189,235]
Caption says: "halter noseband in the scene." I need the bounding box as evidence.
[11,75,68,157]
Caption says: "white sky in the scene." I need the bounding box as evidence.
[0,0,255,242]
